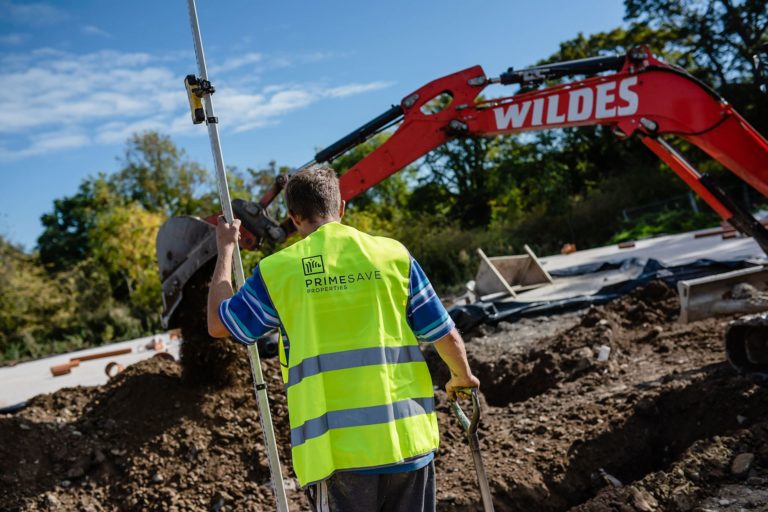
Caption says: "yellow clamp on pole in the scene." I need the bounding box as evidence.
[184,75,206,125]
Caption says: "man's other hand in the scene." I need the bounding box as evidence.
[216,216,241,253]
[446,373,480,401]
[434,328,481,400]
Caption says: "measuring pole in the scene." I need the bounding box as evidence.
[186,2,289,510]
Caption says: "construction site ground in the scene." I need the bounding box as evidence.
[2,280,768,511]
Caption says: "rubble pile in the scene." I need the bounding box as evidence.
[2,281,767,511]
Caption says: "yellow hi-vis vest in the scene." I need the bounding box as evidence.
[259,222,440,486]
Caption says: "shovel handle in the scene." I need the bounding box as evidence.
[450,387,480,434]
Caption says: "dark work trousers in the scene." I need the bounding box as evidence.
[306,461,436,512]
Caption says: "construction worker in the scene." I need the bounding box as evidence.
[207,164,480,512]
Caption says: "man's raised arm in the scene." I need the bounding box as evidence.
[207,216,241,338]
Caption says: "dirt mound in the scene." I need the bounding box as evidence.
[2,281,767,511]
[0,356,300,511]
[452,281,684,408]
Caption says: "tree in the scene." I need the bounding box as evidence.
[88,203,166,330]
[38,132,214,274]
[0,237,74,359]
[623,0,768,136]
[38,175,116,272]
[30,132,214,360]
[625,0,768,86]
[110,131,211,217]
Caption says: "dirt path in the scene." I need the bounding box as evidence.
[2,281,767,511]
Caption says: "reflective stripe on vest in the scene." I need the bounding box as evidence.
[287,345,424,388]
[291,396,435,447]
[259,222,440,486]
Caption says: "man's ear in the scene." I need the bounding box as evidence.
[288,210,301,228]
[339,200,346,219]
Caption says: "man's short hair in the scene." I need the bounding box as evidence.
[285,164,341,220]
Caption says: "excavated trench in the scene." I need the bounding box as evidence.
[547,366,767,510]
[446,362,768,512]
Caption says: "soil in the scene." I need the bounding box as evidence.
[176,259,243,388]
[2,280,768,511]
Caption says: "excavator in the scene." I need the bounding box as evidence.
[157,45,768,380]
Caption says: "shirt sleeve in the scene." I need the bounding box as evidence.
[406,257,455,343]
[218,265,281,346]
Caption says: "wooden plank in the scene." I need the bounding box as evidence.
[523,244,554,285]
[70,347,132,363]
[475,248,517,298]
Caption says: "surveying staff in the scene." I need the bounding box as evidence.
[207,164,480,512]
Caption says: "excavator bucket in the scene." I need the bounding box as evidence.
[156,215,281,383]
[677,266,768,323]
[156,216,217,329]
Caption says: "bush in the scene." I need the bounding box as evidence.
[610,210,718,243]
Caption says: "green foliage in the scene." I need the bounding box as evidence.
[396,221,519,292]
[88,203,166,329]
[622,0,768,134]
[38,176,116,272]
[57,258,144,349]
[3,131,211,364]
[0,237,144,361]
[112,132,212,217]
[610,210,719,243]
[422,136,505,228]
[624,0,768,86]
[0,238,72,360]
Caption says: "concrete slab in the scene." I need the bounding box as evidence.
[0,333,180,409]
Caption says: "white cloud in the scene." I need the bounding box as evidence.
[0,1,68,26]
[0,130,89,160]
[210,52,262,74]
[0,32,28,45]
[224,87,314,132]
[323,81,394,98]
[82,25,111,38]
[1,48,395,160]
[96,118,169,144]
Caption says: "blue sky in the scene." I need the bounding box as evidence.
[0,0,626,250]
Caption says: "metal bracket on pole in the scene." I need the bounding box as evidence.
[186,1,289,510]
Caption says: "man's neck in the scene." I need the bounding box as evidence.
[301,216,339,237]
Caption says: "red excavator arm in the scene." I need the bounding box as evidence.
[328,46,768,249]
[157,45,768,327]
